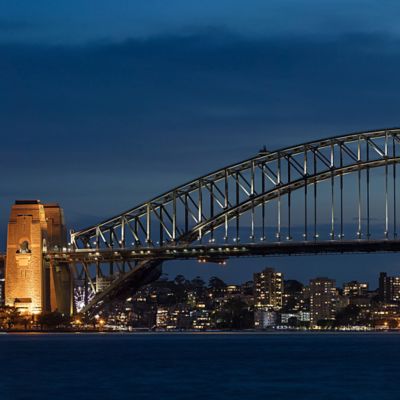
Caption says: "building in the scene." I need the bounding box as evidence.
[379,273,400,303]
[225,285,240,297]
[254,310,277,329]
[282,280,304,312]
[392,277,400,302]
[280,313,298,324]
[191,308,212,330]
[343,281,368,297]
[254,268,283,310]
[5,200,72,315]
[280,311,311,326]
[156,307,170,329]
[310,277,337,325]
[298,310,311,323]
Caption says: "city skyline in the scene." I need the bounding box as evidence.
[1,2,400,399]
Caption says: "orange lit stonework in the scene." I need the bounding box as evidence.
[5,201,72,315]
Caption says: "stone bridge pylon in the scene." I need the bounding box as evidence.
[5,200,72,315]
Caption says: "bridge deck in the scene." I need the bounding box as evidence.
[46,239,400,264]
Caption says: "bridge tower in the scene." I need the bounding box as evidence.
[5,200,72,316]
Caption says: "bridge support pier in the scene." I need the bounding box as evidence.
[5,200,72,316]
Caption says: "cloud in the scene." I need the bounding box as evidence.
[1,30,400,247]
[3,0,400,44]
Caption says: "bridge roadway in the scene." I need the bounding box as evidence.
[46,239,400,264]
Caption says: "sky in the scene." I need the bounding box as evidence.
[1,0,400,286]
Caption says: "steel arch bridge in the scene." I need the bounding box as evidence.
[48,128,400,315]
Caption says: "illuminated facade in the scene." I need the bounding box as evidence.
[379,272,400,303]
[5,200,72,315]
[253,267,283,310]
[310,277,337,325]
[254,310,277,329]
[343,281,368,297]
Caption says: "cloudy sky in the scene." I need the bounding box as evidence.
[1,0,400,285]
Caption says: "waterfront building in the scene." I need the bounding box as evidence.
[336,295,350,312]
[280,313,298,324]
[254,268,283,310]
[254,310,277,329]
[349,296,371,309]
[282,280,304,312]
[296,286,311,314]
[310,277,337,325]
[379,272,400,303]
[379,272,391,302]
[343,281,369,297]
[191,309,212,330]
[280,310,311,325]
[156,307,169,329]
[298,310,311,323]
[392,277,400,302]
[370,303,400,329]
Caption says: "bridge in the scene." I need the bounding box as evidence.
[3,128,400,317]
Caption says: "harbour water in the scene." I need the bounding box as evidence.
[0,332,398,400]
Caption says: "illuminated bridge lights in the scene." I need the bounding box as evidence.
[36,128,400,316]
[197,256,227,265]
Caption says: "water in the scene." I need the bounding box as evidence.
[0,332,398,400]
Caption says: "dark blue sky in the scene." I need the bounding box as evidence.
[1,0,400,286]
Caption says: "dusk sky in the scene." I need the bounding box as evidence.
[2,1,400,286]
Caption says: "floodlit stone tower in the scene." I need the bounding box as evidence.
[5,200,72,315]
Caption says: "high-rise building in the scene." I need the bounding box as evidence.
[282,280,304,312]
[310,277,337,325]
[379,272,400,303]
[392,277,400,302]
[379,272,390,302]
[343,281,369,297]
[253,268,283,310]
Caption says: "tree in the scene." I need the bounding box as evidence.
[0,307,21,329]
[209,276,226,290]
[388,319,398,329]
[334,305,360,327]
[212,298,253,330]
[191,276,205,288]
[38,311,70,330]
[208,277,226,298]
[171,275,188,303]
[317,319,335,329]
[284,280,304,293]
[174,275,186,286]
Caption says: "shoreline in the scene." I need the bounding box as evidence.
[1,328,400,334]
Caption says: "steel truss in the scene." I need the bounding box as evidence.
[56,128,400,314]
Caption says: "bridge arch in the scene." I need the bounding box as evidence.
[71,127,400,249]
[64,127,400,315]
[186,157,400,243]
